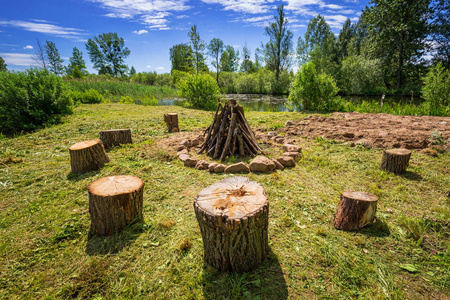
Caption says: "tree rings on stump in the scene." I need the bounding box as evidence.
[69,139,110,174]
[88,175,144,235]
[380,148,411,174]
[194,176,269,272]
[99,129,132,149]
[164,113,179,133]
[333,191,378,231]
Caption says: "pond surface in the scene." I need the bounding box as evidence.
[157,94,422,112]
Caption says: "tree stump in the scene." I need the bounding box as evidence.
[88,175,144,235]
[194,176,269,272]
[99,129,132,149]
[164,113,179,133]
[333,191,378,231]
[380,148,411,174]
[69,139,110,174]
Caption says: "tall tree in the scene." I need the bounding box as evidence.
[336,19,356,62]
[207,38,224,83]
[430,0,450,69]
[45,41,64,75]
[363,0,431,89]
[240,44,253,73]
[263,5,293,82]
[85,32,130,77]
[169,43,194,73]
[67,47,87,78]
[188,25,207,74]
[0,56,6,72]
[221,45,240,72]
[129,66,136,76]
[33,39,47,70]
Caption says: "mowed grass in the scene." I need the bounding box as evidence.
[0,103,449,299]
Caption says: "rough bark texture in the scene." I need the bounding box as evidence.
[88,175,144,236]
[164,113,179,133]
[69,139,110,174]
[380,148,411,174]
[333,191,378,231]
[194,176,269,272]
[99,129,132,149]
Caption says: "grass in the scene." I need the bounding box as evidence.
[0,103,449,299]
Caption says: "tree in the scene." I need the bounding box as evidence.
[240,44,254,73]
[129,66,136,76]
[45,41,64,76]
[67,47,87,78]
[363,0,431,89]
[430,0,450,69]
[85,32,130,77]
[188,25,207,74]
[170,43,194,73]
[207,38,224,83]
[0,56,6,72]
[221,45,240,73]
[336,19,356,62]
[33,39,47,70]
[263,5,293,82]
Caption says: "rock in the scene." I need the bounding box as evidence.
[343,132,355,138]
[180,140,189,147]
[271,159,284,170]
[190,138,201,147]
[356,139,373,149]
[285,120,294,126]
[249,156,276,173]
[420,148,438,157]
[176,145,187,152]
[277,156,295,167]
[214,164,226,173]
[268,131,277,137]
[177,148,189,156]
[184,157,198,167]
[283,143,301,153]
[208,162,218,172]
[195,160,209,170]
[224,162,250,173]
[273,136,285,144]
[178,154,190,162]
[283,152,302,160]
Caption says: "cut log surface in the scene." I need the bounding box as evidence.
[333,191,378,231]
[69,139,110,174]
[194,176,269,272]
[380,148,411,174]
[99,129,132,149]
[88,175,144,235]
[164,113,179,133]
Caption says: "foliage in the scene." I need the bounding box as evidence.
[430,0,450,69]
[207,38,224,83]
[129,66,136,76]
[66,47,87,78]
[45,41,64,76]
[141,95,158,106]
[188,25,208,74]
[429,130,450,147]
[0,69,73,133]
[178,73,220,110]
[33,39,47,70]
[0,56,7,72]
[221,45,240,73]
[79,89,105,104]
[131,71,157,85]
[85,32,130,77]
[240,44,254,73]
[421,63,450,115]
[169,43,194,73]
[263,5,293,82]
[336,18,356,62]
[119,95,134,104]
[339,55,384,94]
[289,61,342,111]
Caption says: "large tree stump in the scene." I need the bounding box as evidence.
[69,139,110,174]
[164,113,179,133]
[333,191,378,231]
[380,148,411,174]
[99,129,132,149]
[88,175,144,235]
[194,176,269,272]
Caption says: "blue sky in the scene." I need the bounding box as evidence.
[0,0,369,74]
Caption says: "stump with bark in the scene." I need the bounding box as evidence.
[380,148,411,174]
[99,129,132,149]
[194,176,269,272]
[333,191,378,231]
[69,139,110,174]
[88,175,144,235]
[164,113,179,133]
[198,100,263,162]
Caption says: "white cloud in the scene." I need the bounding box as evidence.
[132,29,148,34]
[0,53,35,66]
[200,0,276,14]
[146,65,152,68]
[232,15,273,27]
[324,14,358,28]
[0,20,86,39]
[157,66,164,70]
[23,45,33,49]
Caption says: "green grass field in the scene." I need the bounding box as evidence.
[0,103,449,299]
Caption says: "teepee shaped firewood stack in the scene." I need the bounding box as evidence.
[198,100,263,161]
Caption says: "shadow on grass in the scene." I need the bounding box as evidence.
[85,222,146,255]
[359,218,391,238]
[67,170,101,182]
[399,171,423,181]
[202,250,288,300]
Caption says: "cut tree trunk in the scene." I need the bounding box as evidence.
[164,113,179,133]
[69,139,110,174]
[380,148,411,174]
[99,129,132,149]
[333,191,378,231]
[88,175,144,235]
[194,176,269,272]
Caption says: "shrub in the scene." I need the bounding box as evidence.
[178,73,220,110]
[0,69,73,134]
[289,61,342,111]
[119,96,134,104]
[141,96,158,106]
[339,56,384,95]
[421,63,450,116]
[80,89,104,104]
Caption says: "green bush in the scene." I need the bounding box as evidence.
[80,89,104,104]
[0,69,73,134]
[119,95,134,104]
[141,96,158,106]
[289,61,342,111]
[339,56,384,95]
[421,63,450,116]
[178,73,220,110]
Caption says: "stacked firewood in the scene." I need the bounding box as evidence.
[198,100,263,161]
